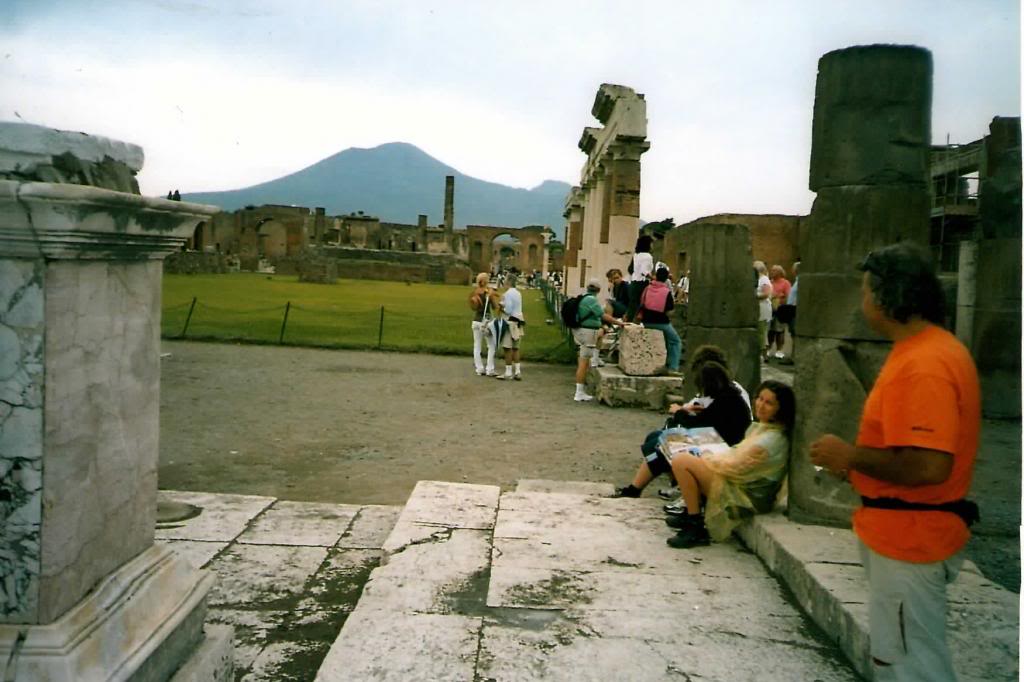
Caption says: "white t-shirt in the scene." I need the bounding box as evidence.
[501,287,523,319]
[757,274,773,321]
[630,253,654,282]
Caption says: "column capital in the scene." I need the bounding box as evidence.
[608,137,651,162]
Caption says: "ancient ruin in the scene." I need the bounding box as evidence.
[563,84,649,294]
[0,121,231,679]
[677,222,762,393]
[788,44,935,524]
[172,173,558,285]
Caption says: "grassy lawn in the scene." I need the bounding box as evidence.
[162,273,575,363]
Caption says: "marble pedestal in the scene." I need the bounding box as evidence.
[0,122,227,681]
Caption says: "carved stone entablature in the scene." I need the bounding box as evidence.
[0,180,219,260]
[563,186,584,217]
[591,84,644,125]
[578,127,600,154]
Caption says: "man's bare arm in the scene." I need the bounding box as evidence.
[810,435,953,486]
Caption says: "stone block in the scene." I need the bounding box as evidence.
[979,117,1022,240]
[800,185,930,274]
[617,325,666,376]
[809,45,932,190]
[684,325,762,398]
[683,223,758,327]
[973,308,1022,418]
[788,338,890,526]
[587,364,682,410]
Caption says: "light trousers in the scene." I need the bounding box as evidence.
[471,321,496,373]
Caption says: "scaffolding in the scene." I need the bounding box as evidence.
[930,139,984,272]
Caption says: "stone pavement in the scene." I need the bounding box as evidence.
[155,490,402,681]
[157,480,1018,681]
[316,480,857,681]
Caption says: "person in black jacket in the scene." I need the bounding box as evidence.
[612,361,752,498]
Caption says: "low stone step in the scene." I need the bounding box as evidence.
[515,479,614,496]
[737,512,1019,681]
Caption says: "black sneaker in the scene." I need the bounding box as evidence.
[611,485,641,498]
[667,524,710,549]
[665,513,703,530]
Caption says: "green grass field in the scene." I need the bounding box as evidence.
[162,273,576,363]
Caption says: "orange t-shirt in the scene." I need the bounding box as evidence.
[850,324,981,563]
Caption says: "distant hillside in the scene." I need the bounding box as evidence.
[182,142,572,239]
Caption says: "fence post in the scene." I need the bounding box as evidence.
[377,306,384,348]
[279,301,291,344]
[180,296,197,338]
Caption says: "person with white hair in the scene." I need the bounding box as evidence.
[572,278,625,401]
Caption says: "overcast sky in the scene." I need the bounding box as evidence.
[3,0,1020,225]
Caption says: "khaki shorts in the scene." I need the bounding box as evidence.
[501,319,523,350]
[572,327,599,360]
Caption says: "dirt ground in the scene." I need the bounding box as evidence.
[158,340,1020,591]
[158,340,656,505]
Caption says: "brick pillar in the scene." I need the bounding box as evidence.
[790,45,933,525]
[314,206,326,245]
[444,175,454,231]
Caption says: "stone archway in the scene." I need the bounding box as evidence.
[257,219,288,258]
[492,234,521,272]
[465,225,548,276]
[189,222,206,251]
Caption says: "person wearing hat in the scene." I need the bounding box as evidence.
[573,278,626,401]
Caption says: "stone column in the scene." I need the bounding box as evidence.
[789,45,933,525]
[314,206,326,246]
[565,85,648,294]
[973,116,1022,418]
[682,223,761,393]
[563,189,583,292]
[0,123,230,679]
[443,175,455,231]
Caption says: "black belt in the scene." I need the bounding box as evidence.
[861,496,980,527]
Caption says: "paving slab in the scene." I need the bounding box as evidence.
[236,501,359,546]
[316,611,483,682]
[335,504,402,548]
[156,490,275,541]
[737,511,1020,682]
[515,479,615,496]
[382,480,500,556]
[207,543,329,607]
[358,528,491,614]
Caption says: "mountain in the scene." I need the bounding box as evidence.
[181,142,573,239]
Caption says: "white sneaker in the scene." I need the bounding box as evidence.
[475,369,485,376]
[774,351,785,359]
[574,391,594,402]
[592,358,605,367]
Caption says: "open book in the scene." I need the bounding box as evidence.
[657,426,730,461]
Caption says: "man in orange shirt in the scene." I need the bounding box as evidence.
[810,242,980,681]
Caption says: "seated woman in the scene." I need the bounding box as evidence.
[664,380,795,548]
[637,267,681,376]
[611,361,752,498]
